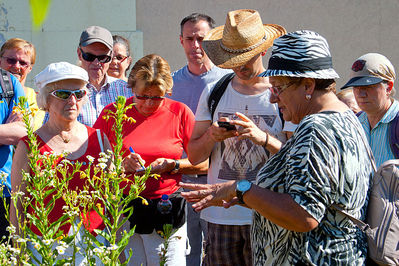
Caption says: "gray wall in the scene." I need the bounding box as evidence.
[136,0,399,90]
[0,0,398,91]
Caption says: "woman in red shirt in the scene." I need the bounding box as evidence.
[10,62,111,264]
[94,54,207,265]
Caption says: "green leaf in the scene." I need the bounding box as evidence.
[30,0,52,29]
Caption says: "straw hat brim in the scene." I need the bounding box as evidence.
[202,24,286,69]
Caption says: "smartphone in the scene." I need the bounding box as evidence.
[218,121,236,131]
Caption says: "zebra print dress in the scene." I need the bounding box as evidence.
[252,110,373,265]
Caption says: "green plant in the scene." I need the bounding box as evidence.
[2,96,156,265]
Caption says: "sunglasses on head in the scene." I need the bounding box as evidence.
[79,48,111,63]
[135,95,165,101]
[51,89,87,100]
[112,55,128,62]
[2,56,30,67]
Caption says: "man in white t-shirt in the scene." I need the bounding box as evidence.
[186,9,290,266]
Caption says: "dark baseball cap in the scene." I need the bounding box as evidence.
[79,26,113,50]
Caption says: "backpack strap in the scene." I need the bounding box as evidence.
[388,110,399,159]
[207,73,235,121]
[0,69,14,108]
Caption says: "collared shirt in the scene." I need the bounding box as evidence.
[78,77,133,126]
[358,100,399,168]
[43,76,133,127]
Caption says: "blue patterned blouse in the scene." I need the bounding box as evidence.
[253,110,373,265]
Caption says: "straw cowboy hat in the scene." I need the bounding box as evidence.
[202,9,286,69]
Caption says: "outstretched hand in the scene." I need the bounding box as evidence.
[180,181,238,211]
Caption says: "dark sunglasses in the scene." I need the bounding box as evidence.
[2,56,30,67]
[135,95,165,101]
[80,48,111,63]
[51,89,87,100]
[112,55,128,62]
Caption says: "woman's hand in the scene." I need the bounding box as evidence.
[123,153,146,174]
[147,158,176,174]
[230,112,268,146]
[180,181,238,211]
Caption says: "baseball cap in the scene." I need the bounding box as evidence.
[341,53,396,89]
[34,62,89,89]
[79,26,113,50]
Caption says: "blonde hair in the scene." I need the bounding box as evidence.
[127,54,173,95]
[37,79,87,111]
[0,38,36,65]
[336,88,354,101]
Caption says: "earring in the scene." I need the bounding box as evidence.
[305,94,312,101]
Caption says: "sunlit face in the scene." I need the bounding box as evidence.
[108,43,131,80]
[232,54,263,81]
[269,76,307,124]
[78,42,111,82]
[180,20,211,66]
[353,82,392,114]
[133,79,165,117]
[47,80,86,122]
[0,48,32,85]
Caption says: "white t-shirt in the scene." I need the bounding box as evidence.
[195,81,291,225]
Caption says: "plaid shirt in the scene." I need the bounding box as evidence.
[43,76,133,127]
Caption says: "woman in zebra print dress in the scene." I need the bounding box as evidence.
[181,31,373,265]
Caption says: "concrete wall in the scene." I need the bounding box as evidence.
[0,0,143,88]
[136,0,399,90]
[0,0,397,91]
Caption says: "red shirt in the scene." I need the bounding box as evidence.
[22,126,105,235]
[93,97,195,199]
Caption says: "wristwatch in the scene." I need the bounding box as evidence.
[170,159,180,174]
[236,179,252,204]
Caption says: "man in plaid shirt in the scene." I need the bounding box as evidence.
[43,26,133,126]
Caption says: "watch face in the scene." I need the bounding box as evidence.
[238,180,251,192]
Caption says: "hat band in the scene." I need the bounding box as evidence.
[220,33,267,54]
[268,57,333,72]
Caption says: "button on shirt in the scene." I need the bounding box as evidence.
[358,100,399,168]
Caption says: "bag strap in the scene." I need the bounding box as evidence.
[207,73,235,121]
[331,204,370,232]
[331,121,377,232]
[0,69,14,108]
[96,129,104,153]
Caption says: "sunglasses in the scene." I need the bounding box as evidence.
[51,89,87,100]
[112,55,128,62]
[2,56,30,67]
[135,95,165,101]
[80,48,111,63]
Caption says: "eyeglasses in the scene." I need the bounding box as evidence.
[51,89,87,100]
[79,48,111,63]
[112,55,128,62]
[2,56,30,67]
[135,95,165,101]
[270,81,296,97]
